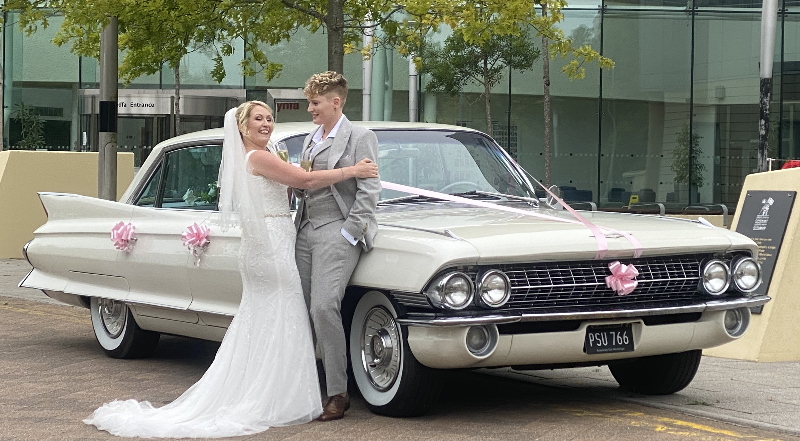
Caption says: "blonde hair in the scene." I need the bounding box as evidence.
[303,71,348,104]
[235,100,272,135]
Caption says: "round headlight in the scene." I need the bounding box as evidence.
[702,259,730,295]
[731,257,761,293]
[440,273,472,309]
[479,270,511,307]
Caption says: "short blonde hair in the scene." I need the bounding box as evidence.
[235,100,272,134]
[303,71,348,104]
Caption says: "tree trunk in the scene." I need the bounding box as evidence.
[541,3,552,186]
[174,64,181,136]
[484,58,493,137]
[327,0,345,73]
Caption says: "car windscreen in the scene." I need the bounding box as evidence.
[373,129,534,201]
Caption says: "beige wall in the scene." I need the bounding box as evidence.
[706,167,800,362]
[0,151,134,259]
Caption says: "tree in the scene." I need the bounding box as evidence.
[3,0,287,135]
[671,122,705,188]
[400,0,613,186]
[418,29,538,138]
[12,102,45,148]
[275,0,406,74]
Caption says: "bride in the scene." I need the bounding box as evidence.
[84,101,378,438]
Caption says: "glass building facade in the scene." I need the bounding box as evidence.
[3,0,799,211]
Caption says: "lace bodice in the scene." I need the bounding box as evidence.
[248,173,290,217]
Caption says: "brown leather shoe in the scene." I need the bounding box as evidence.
[317,393,350,422]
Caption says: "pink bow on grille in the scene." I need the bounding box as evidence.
[605,261,639,295]
[182,223,211,266]
[111,221,136,252]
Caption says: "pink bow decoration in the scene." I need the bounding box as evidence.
[182,223,211,266]
[111,221,136,252]
[605,261,639,295]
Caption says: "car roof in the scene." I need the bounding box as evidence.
[153,121,483,151]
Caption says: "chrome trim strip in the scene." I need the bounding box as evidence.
[396,295,771,327]
[379,223,459,238]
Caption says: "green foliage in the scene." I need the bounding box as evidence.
[398,0,613,80]
[419,29,538,95]
[12,102,45,148]
[671,123,706,187]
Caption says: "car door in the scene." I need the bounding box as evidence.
[120,145,220,323]
[186,134,307,327]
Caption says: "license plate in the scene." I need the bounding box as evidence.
[584,324,634,354]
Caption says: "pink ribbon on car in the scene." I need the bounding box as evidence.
[111,221,136,252]
[182,223,211,266]
[605,261,639,295]
[380,181,642,260]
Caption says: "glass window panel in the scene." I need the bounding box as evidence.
[565,0,602,7]
[135,164,163,207]
[778,14,800,163]
[601,11,691,207]
[695,12,763,207]
[5,13,78,84]
[604,0,688,10]
[695,0,762,9]
[161,145,222,210]
[163,40,245,88]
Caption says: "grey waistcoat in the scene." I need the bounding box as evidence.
[300,140,345,229]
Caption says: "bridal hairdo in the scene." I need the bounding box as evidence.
[218,101,274,231]
[235,100,271,137]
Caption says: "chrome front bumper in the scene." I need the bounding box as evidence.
[396,295,770,327]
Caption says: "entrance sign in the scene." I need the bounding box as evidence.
[117,95,172,115]
[734,190,796,310]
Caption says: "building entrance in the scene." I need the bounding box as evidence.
[79,89,245,167]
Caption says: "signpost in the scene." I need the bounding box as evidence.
[734,190,796,311]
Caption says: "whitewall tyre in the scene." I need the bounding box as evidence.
[349,291,443,417]
[90,297,160,359]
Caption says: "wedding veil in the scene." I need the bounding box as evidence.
[218,107,246,231]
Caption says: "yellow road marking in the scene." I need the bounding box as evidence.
[558,406,784,441]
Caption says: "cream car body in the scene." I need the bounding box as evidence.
[21,122,768,417]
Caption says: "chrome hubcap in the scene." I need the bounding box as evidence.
[361,306,401,391]
[98,298,126,339]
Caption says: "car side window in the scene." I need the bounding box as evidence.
[160,145,222,210]
[135,164,163,207]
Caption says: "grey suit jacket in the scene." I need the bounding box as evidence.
[294,116,381,251]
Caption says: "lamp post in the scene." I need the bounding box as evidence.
[98,17,119,201]
[758,0,779,172]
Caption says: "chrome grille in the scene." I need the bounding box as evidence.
[499,254,705,311]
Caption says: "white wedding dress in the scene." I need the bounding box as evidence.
[84,164,322,438]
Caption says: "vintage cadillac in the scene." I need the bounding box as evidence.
[20,121,768,417]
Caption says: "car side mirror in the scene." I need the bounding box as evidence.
[545,185,563,210]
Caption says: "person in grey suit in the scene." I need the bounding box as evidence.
[294,71,381,421]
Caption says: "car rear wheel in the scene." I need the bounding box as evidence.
[348,291,443,417]
[90,297,160,359]
[609,349,702,395]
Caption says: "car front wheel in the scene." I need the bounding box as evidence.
[348,291,442,417]
[90,297,160,359]
[609,349,702,395]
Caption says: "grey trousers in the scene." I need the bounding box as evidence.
[295,219,362,397]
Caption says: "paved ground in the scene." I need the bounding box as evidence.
[3,257,800,440]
